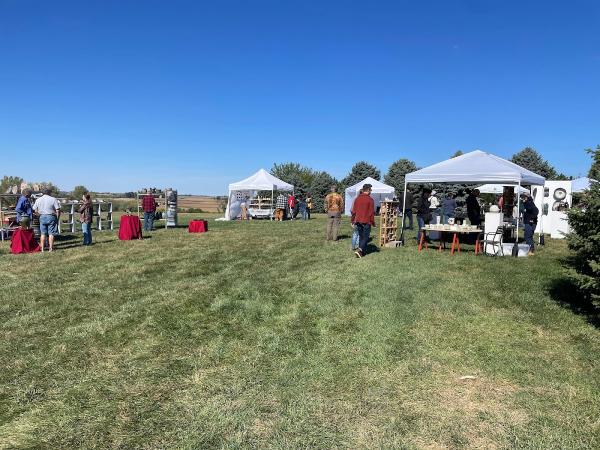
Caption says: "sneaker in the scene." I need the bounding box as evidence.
[354,249,363,258]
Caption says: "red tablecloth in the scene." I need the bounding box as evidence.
[188,220,208,233]
[119,215,143,240]
[10,228,41,254]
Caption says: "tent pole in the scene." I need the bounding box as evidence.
[271,187,274,220]
[537,184,545,245]
[400,181,408,245]
[512,181,521,257]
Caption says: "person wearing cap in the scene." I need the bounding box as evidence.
[351,184,375,257]
[141,189,158,231]
[32,188,61,252]
[325,185,344,241]
[521,192,539,255]
[15,189,33,225]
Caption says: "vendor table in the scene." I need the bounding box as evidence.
[419,225,483,255]
[119,215,143,240]
[10,228,40,254]
[188,219,208,233]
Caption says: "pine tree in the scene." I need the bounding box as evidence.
[587,145,600,180]
[384,159,418,193]
[510,147,558,179]
[341,161,380,190]
[308,171,338,212]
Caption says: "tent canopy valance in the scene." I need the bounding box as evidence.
[224,169,294,220]
[405,150,545,186]
[344,177,395,216]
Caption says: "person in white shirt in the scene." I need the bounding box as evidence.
[33,189,61,252]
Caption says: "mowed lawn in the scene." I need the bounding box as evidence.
[1,214,599,449]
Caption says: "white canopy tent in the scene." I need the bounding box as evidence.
[401,150,545,253]
[476,184,530,195]
[344,177,395,216]
[224,169,294,220]
[571,177,597,193]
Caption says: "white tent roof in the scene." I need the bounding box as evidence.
[228,169,293,192]
[476,184,530,194]
[345,177,394,194]
[405,150,545,186]
[571,177,597,193]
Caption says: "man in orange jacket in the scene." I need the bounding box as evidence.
[351,184,375,258]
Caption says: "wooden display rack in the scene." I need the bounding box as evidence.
[379,200,400,247]
[57,201,114,233]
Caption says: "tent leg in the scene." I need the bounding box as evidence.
[271,188,274,220]
[400,182,408,245]
[512,182,521,257]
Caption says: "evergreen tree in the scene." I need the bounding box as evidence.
[341,161,380,190]
[308,171,338,212]
[587,145,600,180]
[384,159,418,193]
[270,162,314,194]
[452,150,464,158]
[567,147,600,302]
[510,147,558,179]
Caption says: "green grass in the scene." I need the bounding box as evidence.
[1,214,599,449]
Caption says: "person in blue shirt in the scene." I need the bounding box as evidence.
[15,189,33,224]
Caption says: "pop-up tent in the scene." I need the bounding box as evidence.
[476,184,530,195]
[401,150,545,253]
[224,169,294,220]
[344,177,395,216]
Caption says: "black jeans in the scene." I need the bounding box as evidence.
[403,209,413,229]
[356,223,371,254]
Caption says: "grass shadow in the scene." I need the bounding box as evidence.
[547,277,600,329]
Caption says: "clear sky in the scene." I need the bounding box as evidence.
[1,0,599,194]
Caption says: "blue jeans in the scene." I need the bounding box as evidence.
[524,223,535,252]
[82,222,92,245]
[143,212,155,231]
[417,216,425,239]
[351,226,360,249]
[39,214,58,236]
[356,223,371,254]
[403,209,413,229]
[300,208,308,220]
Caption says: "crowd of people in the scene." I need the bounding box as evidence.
[274,193,312,221]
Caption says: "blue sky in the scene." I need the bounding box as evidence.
[1,0,599,194]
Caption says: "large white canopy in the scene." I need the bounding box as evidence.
[344,177,395,215]
[476,184,530,195]
[224,169,293,220]
[405,150,545,186]
[228,168,293,192]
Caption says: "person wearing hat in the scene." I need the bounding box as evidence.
[466,189,482,226]
[521,192,539,255]
[351,183,375,257]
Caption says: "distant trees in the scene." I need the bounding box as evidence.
[271,162,314,194]
[511,147,558,179]
[384,158,418,193]
[567,146,600,302]
[309,171,338,212]
[38,182,60,196]
[452,150,464,158]
[341,161,380,190]
[0,175,24,193]
[71,185,89,199]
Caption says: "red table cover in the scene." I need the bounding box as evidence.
[188,220,208,233]
[10,228,41,254]
[119,215,143,240]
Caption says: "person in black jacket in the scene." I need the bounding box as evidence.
[399,190,414,229]
[466,189,481,226]
[521,192,539,255]
[416,188,432,240]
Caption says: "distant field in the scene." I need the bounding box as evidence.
[0,215,598,448]
[179,195,226,212]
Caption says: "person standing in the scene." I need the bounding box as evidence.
[325,185,344,241]
[78,194,94,245]
[442,192,457,224]
[32,188,61,252]
[351,184,375,258]
[298,196,308,220]
[15,189,33,225]
[521,192,539,255]
[466,189,482,226]
[275,193,286,221]
[287,194,296,220]
[305,193,312,219]
[416,188,432,241]
[142,190,157,231]
[400,189,414,229]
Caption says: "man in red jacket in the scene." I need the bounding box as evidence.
[351,184,375,258]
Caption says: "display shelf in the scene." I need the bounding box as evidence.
[379,200,400,247]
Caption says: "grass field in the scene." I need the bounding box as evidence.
[1,214,599,449]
